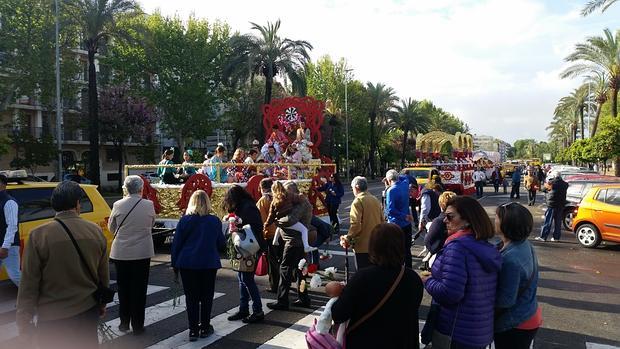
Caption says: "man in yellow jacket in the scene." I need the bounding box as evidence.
[340,176,383,269]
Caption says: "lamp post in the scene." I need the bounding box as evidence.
[54,0,63,181]
[344,68,353,183]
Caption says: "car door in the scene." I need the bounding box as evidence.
[595,188,620,241]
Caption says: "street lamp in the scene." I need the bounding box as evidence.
[54,0,63,181]
[344,68,353,183]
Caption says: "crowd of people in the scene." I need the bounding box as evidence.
[6,161,566,349]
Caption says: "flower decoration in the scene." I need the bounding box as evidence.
[277,107,302,133]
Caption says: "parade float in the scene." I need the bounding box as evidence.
[124,96,336,242]
[402,131,476,195]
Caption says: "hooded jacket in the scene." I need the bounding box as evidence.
[425,233,501,348]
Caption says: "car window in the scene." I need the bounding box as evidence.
[567,183,584,196]
[10,188,55,222]
[605,188,620,206]
[595,189,607,203]
[10,187,93,223]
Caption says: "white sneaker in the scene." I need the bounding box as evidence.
[550,238,558,242]
[534,237,545,242]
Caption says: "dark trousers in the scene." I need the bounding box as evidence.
[238,271,262,313]
[401,224,413,269]
[355,253,371,270]
[475,181,484,197]
[326,203,340,232]
[114,258,150,330]
[493,180,500,193]
[36,306,99,349]
[180,268,217,331]
[267,242,284,292]
[510,182,521,198]
[409,198,420,226]
[540,207,563,240]
[277,244,309,305]
[528,189,537,205]
[494,328,538,349]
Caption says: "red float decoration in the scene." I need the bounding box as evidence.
[177,174,213,212]
[245,174,266,202]
[140,175,162,214]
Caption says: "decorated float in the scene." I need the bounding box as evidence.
[124,96,336,242]
[402,131,476,195]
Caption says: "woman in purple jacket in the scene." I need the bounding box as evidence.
[421,196,501,349]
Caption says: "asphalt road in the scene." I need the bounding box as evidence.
[0,181,619,348]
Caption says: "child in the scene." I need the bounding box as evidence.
[264,181,316,253]
[316,281,344,334]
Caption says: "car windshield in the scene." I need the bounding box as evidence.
[406,169,430,179]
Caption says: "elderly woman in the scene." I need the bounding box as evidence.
[329,223,424,348]
[172,191,225,341]
[422,196,501,349]
[494,202,541,348]
[108,175,156,334]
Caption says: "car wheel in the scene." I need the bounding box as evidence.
[576,223,601,248]
[563,209,575,231]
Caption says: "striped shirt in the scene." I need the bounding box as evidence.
[3,199,18,248]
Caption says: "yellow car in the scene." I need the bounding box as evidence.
[401,167,436,186]
[572,183,620,248]
[1,179,112,281]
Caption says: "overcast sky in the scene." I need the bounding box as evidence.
[138,0,620,144]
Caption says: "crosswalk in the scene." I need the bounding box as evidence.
[1,280,619,349]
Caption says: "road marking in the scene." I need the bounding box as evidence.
[100,292,225,342]
[146,298,274,349]
[257,308,321,349]
[0,322,17,342]
[0,299,16,315]
[107,284,169,309]
[586,343,620,349]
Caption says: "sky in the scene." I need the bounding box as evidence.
[137,0,620,144]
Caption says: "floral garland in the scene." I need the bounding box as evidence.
[277,107,303,133]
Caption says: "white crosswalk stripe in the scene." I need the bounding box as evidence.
[147,298,274,349]
[0,299,16,315]
[100,292,225,342]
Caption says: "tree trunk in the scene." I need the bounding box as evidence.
[367,112,377,179]
[612,87,618,118]
[591,102,603,136]
[87,48,101,185]
[580,107,585,139]
[400,130,408,168]
[117,141,123,193]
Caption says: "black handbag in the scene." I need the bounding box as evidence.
[55,218,115,305]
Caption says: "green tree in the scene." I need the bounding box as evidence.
[582,0,618,15]
[65,0,140,185]
[225,19,312,140]
[591,116,620,174]
[390,98,430,167]
[366,82,397,178]
[10,115,58,175]
[421,100,468,134]
[585,72,609,136]
[107,13,232,151]
[306,56,347,106]
[555,85,590,141]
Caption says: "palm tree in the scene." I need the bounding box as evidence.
[561,28,620,119]
[226,20,312,105]
[366,82,397,178]
[65,0,140,185]
[582,0,618,15]
[390,98,430,167]
[585,72,609,136]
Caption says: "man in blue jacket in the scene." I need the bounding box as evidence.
[384,170,413,268]
[511,167,522,199]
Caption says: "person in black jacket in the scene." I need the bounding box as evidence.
[222,186,266,323]
[536,175,569,242]
[424,191,457,256]
[329,223,423,349]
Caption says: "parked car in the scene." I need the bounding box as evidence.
[562,177,620,230]
[1,170,112,281]
[572,183,620,248]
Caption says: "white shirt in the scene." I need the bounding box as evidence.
[420,194,431,222]
[3,199,18,249]
[244,157,255,164]
[473,171,486,182]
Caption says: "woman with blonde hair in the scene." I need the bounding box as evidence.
[171,190,225,342]
[424,191,457,256]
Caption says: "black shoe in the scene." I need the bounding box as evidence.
[189,329,199,342]
[267,302,289,311]
[118,323,130,332]
[199,325,214,338]
[132,327,145,336]
[242,311,265,323]
[292,299,311,308]
[227,311,249,321]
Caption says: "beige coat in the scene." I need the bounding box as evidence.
[17,211,109,324]
[348,191,384,253]
[109,194,155,260]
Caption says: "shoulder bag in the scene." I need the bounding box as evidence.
[54,218,115,305]
[113,198,142,239]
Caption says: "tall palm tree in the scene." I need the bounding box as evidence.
[366,82,397,178]
[585,72,609,136]
[582,0,618,15]
[561,28,620,119]
[65,0,140,185]
[390,98,430,167]
[226,20,312,105]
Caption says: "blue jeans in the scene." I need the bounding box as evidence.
[238,271,262,313]
[540,207,563,240]
[0,246,21,286]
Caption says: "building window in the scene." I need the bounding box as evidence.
[106,148,120,162]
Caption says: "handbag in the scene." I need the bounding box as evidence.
[431,303,460,349]
[54,218,115,305]
[255,252,268,276]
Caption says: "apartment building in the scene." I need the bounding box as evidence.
[473,134,511,162]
